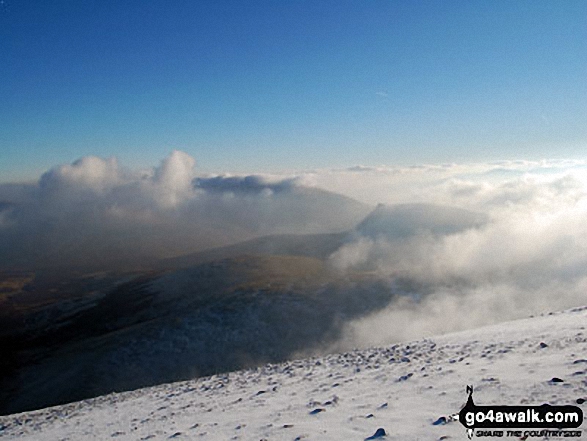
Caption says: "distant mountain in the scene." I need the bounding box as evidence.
[163,203,488,268]
[0,185,371,273]
[356,203,488,239]
[192,185,372,236]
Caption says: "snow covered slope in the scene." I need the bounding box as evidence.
[1,306,586,440]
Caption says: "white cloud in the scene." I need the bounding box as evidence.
[322,164,587,349]
[39,156,124,197]
[150,150,198,208]
[0,151,368,270]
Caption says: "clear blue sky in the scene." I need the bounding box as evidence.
[1,0,586,181]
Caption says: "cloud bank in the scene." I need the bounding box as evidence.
[0,151,367,271]
[319,161,587,349]
[1,151,586,350]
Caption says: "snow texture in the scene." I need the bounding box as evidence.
[1,306,586,440]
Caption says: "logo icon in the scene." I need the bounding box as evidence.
[458,385,583,439]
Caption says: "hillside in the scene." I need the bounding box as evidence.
[1,305,585,439]
[0,255,396,415]
[0,203,493,415]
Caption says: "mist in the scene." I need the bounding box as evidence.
[0,151,368,271]
[321,161,587,350]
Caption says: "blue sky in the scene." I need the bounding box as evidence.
[1,0,586,181]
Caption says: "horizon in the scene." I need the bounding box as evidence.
[2,1,586,182]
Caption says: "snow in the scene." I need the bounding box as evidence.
[1,306,586,440]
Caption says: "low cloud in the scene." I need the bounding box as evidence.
[0,151,366,271]
[300,159,587,207]
[37,150,198,209]
[2,152,586,348]
[322,164,587,349]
